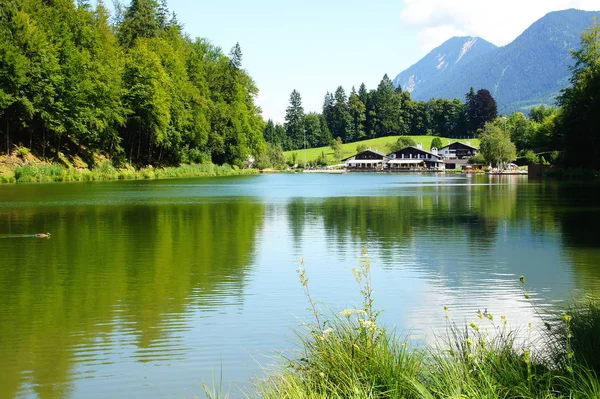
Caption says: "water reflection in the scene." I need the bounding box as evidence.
[284,177,600,321]
[0,201,264,399]
[1,175,600,399]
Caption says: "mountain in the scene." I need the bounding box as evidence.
[393,9,600,113]
[392,37,498,94]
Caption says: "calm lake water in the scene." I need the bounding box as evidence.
[1,173,599,398]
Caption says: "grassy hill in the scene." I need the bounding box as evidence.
[284,136,480,165]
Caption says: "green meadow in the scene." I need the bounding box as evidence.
[284,136,480,165]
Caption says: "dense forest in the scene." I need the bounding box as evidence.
[0,0,265,167]
[268,80,498,152]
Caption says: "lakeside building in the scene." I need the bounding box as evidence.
[387,144,445,171]
[342,149,389,170]
[343,141,478,172]
[438,141,479,170]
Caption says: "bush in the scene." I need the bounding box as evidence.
[389,136,416,153]
[14,145,31,158]
[520,150,540,165]
[469,153,486,164]
[315,151,328,166]
[430,137,443,150]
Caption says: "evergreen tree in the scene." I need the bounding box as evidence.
[229,42,242,69]
[466,88,498,137]
[331,86,351,142]
[348,87,366,141]
[372,74,401,137]
[322,91,334,137]
[118,0,161,48]
[285,90,304,150]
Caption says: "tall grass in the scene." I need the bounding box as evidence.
[5,162,258,184]
[203,255,600,399]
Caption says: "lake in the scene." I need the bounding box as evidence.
[1,173,599,398]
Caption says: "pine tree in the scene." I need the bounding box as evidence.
[285,90,304,150]
[331,86,351,142]
[348,87,366,141]
[466,88,497,137]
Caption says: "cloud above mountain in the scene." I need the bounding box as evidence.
[399,0,599,50]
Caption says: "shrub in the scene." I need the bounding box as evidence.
[14,145,30,158]
[389,136,416,153]
[430,137,443,150]
[315,151,328,166]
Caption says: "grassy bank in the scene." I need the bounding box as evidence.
[204,258,600,399]
[0,162,257,184]
[284,136,480,166]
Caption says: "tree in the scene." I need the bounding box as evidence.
[348,87,366,141]
[304,112,330,148]
[506,112,535,151]
[557,18,600,168]
[430,137,443,150]
[284,90,304,150]
[466,88,498,136]
[331,136,343,161]
[330,86,352,142]
[479,122,517,167]
[372,74,402,137]
[389,136,416,152]
[529,105,557,123]
[229,42,242,69]
[118,0,161,48]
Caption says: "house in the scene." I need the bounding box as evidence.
[438,141,479,170]
[438,141,479,159]
[343,148,389,169]
[386,144,445,171]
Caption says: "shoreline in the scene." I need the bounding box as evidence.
[0,162,258,184]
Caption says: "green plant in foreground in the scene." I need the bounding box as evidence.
[202,267,600,399]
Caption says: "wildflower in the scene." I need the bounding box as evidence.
[477,311,484,319]
[339,309,365,317]
[319,372,325,378]
[519,275,525,284]
[443,305,449,312]
[522,348,531,364]
[359,319,376,329]
[487,313,494,321]
[402,342,408,350]
[470,321,479,332]
[466,338,474,346]
[562,313,572,323]
[323,328,334,337]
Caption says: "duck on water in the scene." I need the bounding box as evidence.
[35,233,51,238]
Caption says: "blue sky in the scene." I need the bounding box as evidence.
[159,0,598,122]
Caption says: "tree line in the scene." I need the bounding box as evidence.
[272,17,599,173]
[0,0,265,167]
[267,78,499,152]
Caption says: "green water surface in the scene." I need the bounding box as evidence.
[0,173,599,398]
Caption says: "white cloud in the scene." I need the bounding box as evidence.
[400,0,599,50]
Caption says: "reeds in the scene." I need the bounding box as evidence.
[5,163,257,183]
[203,257,600,399]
